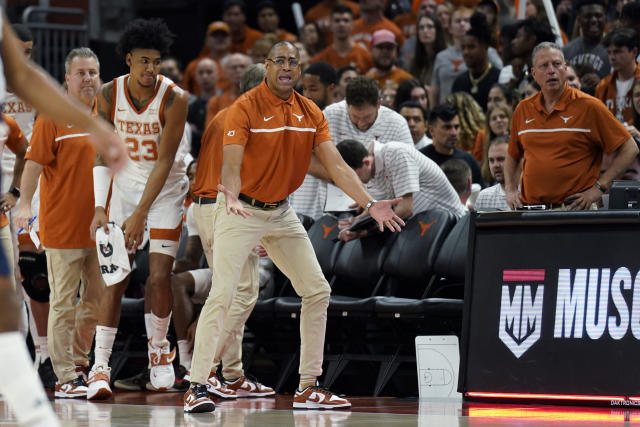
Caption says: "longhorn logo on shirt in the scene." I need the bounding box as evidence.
[451,59,465,72]
[322,224,337,239]
[498,269,545,358]
[293,113,304,122]
[418,221,436,237]
[99,243,113,257]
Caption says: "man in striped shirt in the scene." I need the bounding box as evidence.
[336,139,465,240]
[475,137,509,211]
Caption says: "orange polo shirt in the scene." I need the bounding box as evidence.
[311,44,374,74]
[193,108,227,198]
[223,80,331,202]
[509,84,630,204]
[594,62,640,125]
[304,0,361,45]
[26,115,96,248]
[0,114,25,228]
[366,66,414,88]
[205,91,236,126]
[231,25,263,55]
[352,17,406,49]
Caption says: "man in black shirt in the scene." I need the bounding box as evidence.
[420,103,485,186]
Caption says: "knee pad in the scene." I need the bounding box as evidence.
[18,251,49,303]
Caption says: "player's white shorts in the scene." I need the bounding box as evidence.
[188,268,212,305]
[110,175,188,257]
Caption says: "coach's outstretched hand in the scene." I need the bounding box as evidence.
[368,198,405,232]
[218,184,253,218]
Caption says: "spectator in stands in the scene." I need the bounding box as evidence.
[256,2,297,42]
[304,0,361,45]
[480,103,511,182]
[505,42,638,210]
[311,5,373,74]
[476,0,499,46]
[452,13,501,110]
[352,0,406,49]
[301,62,337,110]
[223,0,263,54]
[435,1,455,45]
[188,58,218,157]
[474,136,510,210]
[380,82,398,108]
[335,138,465,241]
[563,0,611,79]
[249,34,277,65]
[205,53,250,125]
[523,77,540,98]
[420,103,484,186]
[431,6,502,103]
[525,0,568,44]
[293,42,312,74]
[334,65,359,102]
[443,92,484,153]
[566,65,582,90]
[628,80,640,142]
[441,159,472,206]
[159,57,183,85]
[620,1,640,38]
[399,100,432,149]
[487,83,520,111]
[394,78,429,112]
[299,22,326,57]
[401,13,446,105]
[398,1,440,64]
[182,21,231,96]
[595,28,639,124]
[366,29,413,88]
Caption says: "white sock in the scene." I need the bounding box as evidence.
[0,332,60,427]
[94,326,117,367]
[144,312,153,339]
[149,311,171,347]
[177,340,191,370]
[37,335,49,362]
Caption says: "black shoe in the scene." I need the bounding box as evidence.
[174,365,190,391]
[113,368,150,391]
[38,357,57,390]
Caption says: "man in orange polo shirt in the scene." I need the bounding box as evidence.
[595,28,640,124]
[505,42,638,210]
[184,41,405,413]
[205,53,250,125]
[16,47,105,398]
[223,0,263,55]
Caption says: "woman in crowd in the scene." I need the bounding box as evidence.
[381,82,399,109]
[444,91,485,152]
[394,78,429,112]
[403,13,446,103]
[299,22,325,57]
[480,102,512,183]
[435,1,454,45]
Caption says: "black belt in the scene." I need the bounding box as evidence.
[193,196,217,205]
[238,193,285,210]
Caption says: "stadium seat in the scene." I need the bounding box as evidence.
[431,213,470,298]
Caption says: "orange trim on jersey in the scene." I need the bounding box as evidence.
[158,82,176,128]
[123,74,164,115]
[110,82,117,122]
[149,222,182,242]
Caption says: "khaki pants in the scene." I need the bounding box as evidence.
[190,196,330,384]
[193,201,259,379]
[46,247,104,383]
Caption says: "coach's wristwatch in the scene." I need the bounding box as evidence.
[594,181,606,193]
[365,199,377,212]
[8,187,20,198]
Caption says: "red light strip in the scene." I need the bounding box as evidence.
[467,391,624,401]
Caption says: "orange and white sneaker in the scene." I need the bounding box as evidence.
[184,383,215,413]
[205,374,237,399]
[293,385,351,409]
[87,364,112,400]
[54,377,88,398]
[226,375,275,397]
[148,339,176,390]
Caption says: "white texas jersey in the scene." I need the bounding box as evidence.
[2,92,35,180]
[112,74,185,186]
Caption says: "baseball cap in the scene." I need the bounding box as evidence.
[371,29,397,46]
[207,21,230,36]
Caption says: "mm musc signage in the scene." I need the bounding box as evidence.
[459,211,640,405]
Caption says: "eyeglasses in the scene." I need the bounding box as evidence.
[266,57,300,68]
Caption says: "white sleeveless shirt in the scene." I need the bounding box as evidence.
[112,74,186,186]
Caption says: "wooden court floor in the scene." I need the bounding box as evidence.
[3,392,640,426]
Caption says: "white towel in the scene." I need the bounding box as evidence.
[96,223,131,286]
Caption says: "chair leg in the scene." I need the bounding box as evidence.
[323,356,350,389]
[275,350,299,392]
[373,347,401,397]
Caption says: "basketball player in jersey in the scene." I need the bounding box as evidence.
[0,11,126,427]
[88,18,189,400]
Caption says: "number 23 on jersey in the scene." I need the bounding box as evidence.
[126,137,158,161]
